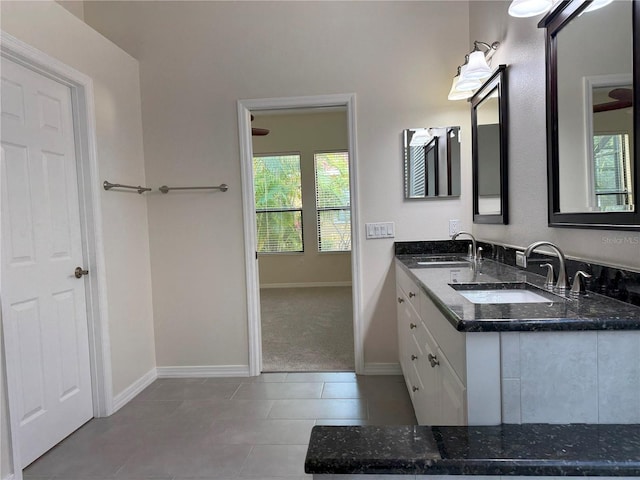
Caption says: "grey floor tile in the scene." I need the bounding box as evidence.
[25,375,416,479]
[110,399,183,424]
[208,418,315,444]
[232,382,323,400]
[285,372,357,383]
[116,434,252,478]
[314,419,373,426]
[175,398,275,420]
[357,375,406,385]
[239,445,309,477]
[322,382,365,399]
[136,382,242,401]
[24,422,136,478]
[248,372,289,382]
[269,399,368,419]
[367,397,417,425]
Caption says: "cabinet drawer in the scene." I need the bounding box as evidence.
[396,265,421,313]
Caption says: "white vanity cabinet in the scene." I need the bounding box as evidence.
[396,263,501,426]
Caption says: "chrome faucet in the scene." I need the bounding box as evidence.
[523,241,570,291]
[452,231,479,262]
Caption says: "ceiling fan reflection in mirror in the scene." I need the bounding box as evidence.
[593,87,633,113]
[251,115,270,136]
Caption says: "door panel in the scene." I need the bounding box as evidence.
[1,57,93,467]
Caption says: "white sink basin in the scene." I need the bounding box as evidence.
[457,289,552,304]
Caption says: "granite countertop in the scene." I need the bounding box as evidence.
[396,254,640,332]
[305,424,640,476]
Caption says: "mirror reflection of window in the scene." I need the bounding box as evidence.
[403,127,461,199]
[556,0,634,214]
[593,133,633,211]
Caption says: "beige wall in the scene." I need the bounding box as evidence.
[252,111,352,287]
[84,1,472,369]
[469,1,640,270]
[55,0,84,20]
[1,1,156,475]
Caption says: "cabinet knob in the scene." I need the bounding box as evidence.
[428,353,440,368]
[409,323,417,329]
[412,385,419,392]
[411,354,418,361]
[409,292,416,298]
[397,297,404,303]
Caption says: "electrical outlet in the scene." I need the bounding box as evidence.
[516,251,527,268]
[449,219,462,237]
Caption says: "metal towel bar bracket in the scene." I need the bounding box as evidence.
[159,184,229,194]
[103,181,151,194]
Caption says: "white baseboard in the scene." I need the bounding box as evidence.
[156,365,250,378]
[260,281,352,289]
[111,367,157,414]
[363,362,402,375]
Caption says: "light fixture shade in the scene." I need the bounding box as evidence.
[448,75,473,101]
[464,50,492,80]
[456,65,482,91]
[508,0,553,17]
[584,0,613,12]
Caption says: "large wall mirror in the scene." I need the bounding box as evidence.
[403,126,461,199]
[540,0,639,230]
[471,65,509,224]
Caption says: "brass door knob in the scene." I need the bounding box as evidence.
[74,267,89,279]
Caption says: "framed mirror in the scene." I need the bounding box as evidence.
[470,65,508,224]
[403,126,461,199]
[540,0,639,230]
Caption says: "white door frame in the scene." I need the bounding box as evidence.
[237,94,364,375]
[1,31,113,477]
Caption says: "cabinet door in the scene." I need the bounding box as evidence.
[416,324,441,425]
[438,348,467,426]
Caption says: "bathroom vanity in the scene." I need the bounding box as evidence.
[305,240,640,478]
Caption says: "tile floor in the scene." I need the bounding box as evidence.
[24,372,416,480]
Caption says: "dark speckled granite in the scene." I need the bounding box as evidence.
[396,240,640,307]
[396,255,640,332]
[305,424,640,476]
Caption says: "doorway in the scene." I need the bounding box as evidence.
[252,109,353,371]
[1,32,112,477]
[237,94,363,376]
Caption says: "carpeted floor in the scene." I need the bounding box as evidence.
[260,287,354,372]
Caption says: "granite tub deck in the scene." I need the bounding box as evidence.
[395,255,640,332]
[305,424,640,476]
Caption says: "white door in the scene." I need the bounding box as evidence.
[1,58,93,467]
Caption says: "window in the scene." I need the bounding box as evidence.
[314,152,351,252]
[253,154,303,253]
[593,133,633,211]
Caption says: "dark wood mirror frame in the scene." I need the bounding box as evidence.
[470,65,509,224]
[539,0,640,230]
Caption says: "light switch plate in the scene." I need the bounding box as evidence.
[365,222,395,239]
[516,251,527,268]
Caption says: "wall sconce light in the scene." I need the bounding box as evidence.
[508,0,611,18]
[508,0,553,17]
[583,0,613,12]
[447,66,475,101]
[447,41,500,101]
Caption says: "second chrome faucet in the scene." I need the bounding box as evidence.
[523,241,570,291]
